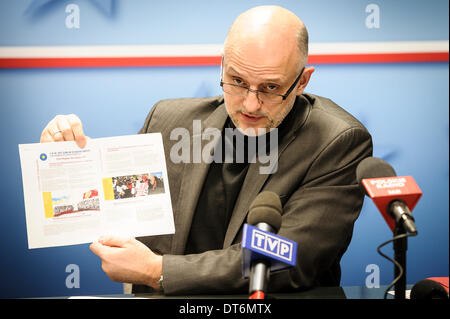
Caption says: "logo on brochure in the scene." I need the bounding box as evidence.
[39,153,47,161]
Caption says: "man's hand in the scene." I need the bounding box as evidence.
[40,114,87,148]
[90,236,162,290]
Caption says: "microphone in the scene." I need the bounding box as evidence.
[411,278,449,299]
[241,191,297,299]
[356,157,422,234]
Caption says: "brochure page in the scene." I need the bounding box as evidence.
[18,133,175,249]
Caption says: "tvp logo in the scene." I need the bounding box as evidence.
[251,229,294,262]
[241,224,297,278]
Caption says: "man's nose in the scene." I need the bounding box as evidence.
[243,89,262,113]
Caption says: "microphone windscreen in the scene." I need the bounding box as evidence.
[411,279,449,299]
[247,191,282,233]
[356,157,397,194]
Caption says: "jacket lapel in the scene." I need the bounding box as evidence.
[171,103,228,254]
[222,133,296,248]
[223,96,312,248]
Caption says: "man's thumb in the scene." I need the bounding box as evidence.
[98,235,130,247]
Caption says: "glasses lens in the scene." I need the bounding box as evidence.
[222,83,246,96]
[221,83,283,104]
[258,92,283,104]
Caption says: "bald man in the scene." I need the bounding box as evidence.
[41,6,372,295]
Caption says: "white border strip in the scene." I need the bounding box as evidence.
[0,41,448,58]
[310,41,448,55]
[0,44,224,58]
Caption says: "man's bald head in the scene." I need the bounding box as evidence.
[224,6,308,69]
[221,6,314,134]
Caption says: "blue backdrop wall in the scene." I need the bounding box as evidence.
[0,0,448,298]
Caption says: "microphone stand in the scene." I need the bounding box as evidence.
[393,226,407,299]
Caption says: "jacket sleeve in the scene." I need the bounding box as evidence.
[138,101,160,134]
[161,126,373,295]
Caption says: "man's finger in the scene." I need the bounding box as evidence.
[90,240,121,257]
[46,118,65,142]
[98,235,131,248]
[40,119,57,143]
[40,129,54,143]
[68,114,87,148]
[55,115,76,142]
[39,114,87,146]
[89,241,104,257]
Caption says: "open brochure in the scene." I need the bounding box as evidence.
[18,133,175,249]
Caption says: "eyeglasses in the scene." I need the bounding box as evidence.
[220,57,304,105]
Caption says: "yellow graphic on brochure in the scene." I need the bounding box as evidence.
[102,177,114,201]
[42,192,54,218]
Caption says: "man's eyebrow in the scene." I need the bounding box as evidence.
[225,65,284,83]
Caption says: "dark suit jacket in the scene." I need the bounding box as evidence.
[134,93,373,295]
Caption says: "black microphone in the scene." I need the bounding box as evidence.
[356,157,419,234]
[246,191,282,299]
[411,279,449,299]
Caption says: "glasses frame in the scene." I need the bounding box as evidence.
[219,57,305,104]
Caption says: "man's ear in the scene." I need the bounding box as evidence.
[296,66,315,95]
